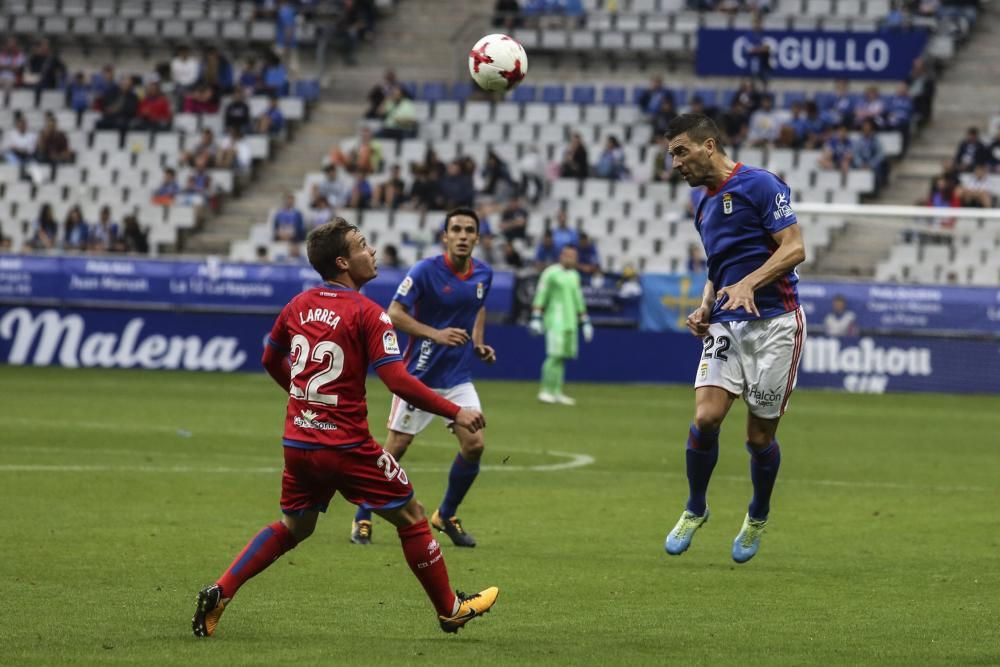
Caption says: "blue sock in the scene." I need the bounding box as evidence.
[685,424,719,516]
[354,506,372,523]
[438,453,480,519]
[747,440,781,521]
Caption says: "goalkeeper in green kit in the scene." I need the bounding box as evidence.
[529,245,594,405]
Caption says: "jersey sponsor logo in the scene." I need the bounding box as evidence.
[0,308,246,371]
[476,282,484,299]
[382,330,400,355]
[747,383,784,407]
[722,193,733,215]
[397,276,414,297]
[293,408,337,431]
[416,338,433,372]
[773,191,794,220]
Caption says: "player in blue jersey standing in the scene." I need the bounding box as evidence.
[351,207,495,547]
[661,114,807,563]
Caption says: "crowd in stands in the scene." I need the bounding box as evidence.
[921,125,1000,219]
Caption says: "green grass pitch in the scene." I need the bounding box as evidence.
[1,366,998,665]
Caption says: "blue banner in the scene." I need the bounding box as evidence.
[0,255,515,316]
[639,273,708,332]
[696,28,928,80]
[2,306,996,394]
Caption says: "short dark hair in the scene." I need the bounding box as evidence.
[664,113,727,154]
[444,207,480,233]
[307,218,357,281]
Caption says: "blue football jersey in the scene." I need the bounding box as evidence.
[694,163,800,323]
[394,254,493,388]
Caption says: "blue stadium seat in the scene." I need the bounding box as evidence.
[631,86,646,106]
[782,90,807,108]
[814,91,836,109]
[602,86,626,106]
[511,84,537,103]
[541,85,566,104]
[421,82,448,102]
[571,85,596,105]
[720,89,737,108]
[693,88,718,108]
[400,82,418,99]
[450,81,473,101]
[673,89,689,108]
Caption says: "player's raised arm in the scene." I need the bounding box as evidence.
[388,300,470,347]
[375,360,485,432]
[717,225,805,316]
[472,305,496,363]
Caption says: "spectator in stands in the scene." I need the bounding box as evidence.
[181,129,218,169]
[261,51,289,97]
[171,46,201,99]
[36,112,73,168]
[255,95,286,136]
[551,210,579,251]
[493,0,523,30]
[687,243,707,273]
[202,46,235,95]
[954,127,989,172]
[335,0,367,66]
[218,128,252,173]
[826,79,855,128]
[733,80,761,114]
[885,82,913,139]
[499,240,524,269]
[119,215,148,254]
[371,164,407,209]
[717,99,749,148]
[66,71,91,119]
[365,68,398,119]
[439,160,476,209]
[742,15,771,91]
[534,230,558,269]
[375,86,418,140]
[152,168,180,206]
[313,163,352,209]
[179,171,213,207]
[652,136,672,182]
[638,75,675,117]
[853,86,885,130]
[407,164,440,210]
[331,126,383,175]
[23,39,65,90]
[90,64,116,102]
[382,244,404,269]
[88,206,120,252]
[63,206,89,251]
[577,232,599,275]
[989,127,1000,173]
[823,295,859,336]
[818,125,853,174]
[135,80,173,132]
[348,169,374,209]
[275,1,299,64]
[907,57,936,127]
[499,196,529,241]
[651,96,679,140]
[422,147,446,177]
[617,264,642,299]
[96,75,139,132]
[927,176,961,231]
[273,192,306,241]
[224,87,252,135]
[481,150,516,199]
[746,94,783,147]
[959,164,996,208]
[4,114,37,166]
[306,194,334,229]
[27,204,58,251]
[519,146,544,204]
[853,119,887,188]
[183,82,221,114]
[0,37,25,89]
[238,56,261,94]
[594,135,629,180]
[800,100,827,149]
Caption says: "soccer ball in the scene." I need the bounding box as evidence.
[468,33,528,93]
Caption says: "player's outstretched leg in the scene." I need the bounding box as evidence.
[732,440,781,563]
[193,519,301,637]
[665,424,719,555]
[351,507,374,545]
[382,498,498,633]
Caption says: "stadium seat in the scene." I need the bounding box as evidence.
[602,86,627,106]
[571,86,596,105]
[541,86,566,105]
[421,82,447,103]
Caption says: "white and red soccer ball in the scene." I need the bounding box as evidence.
[468,33,528,93]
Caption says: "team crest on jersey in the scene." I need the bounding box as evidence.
[397,276,413,296]
[699,361,709,379]
[383,331,400,355]
[722,193,733,215]
[773,191,794,219]
[476,282,484,299]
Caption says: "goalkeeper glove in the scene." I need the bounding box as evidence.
[581,316,594,343]
[529,314,544,336]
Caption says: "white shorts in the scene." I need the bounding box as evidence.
[693,308,806,419]
[386,382,482,435]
